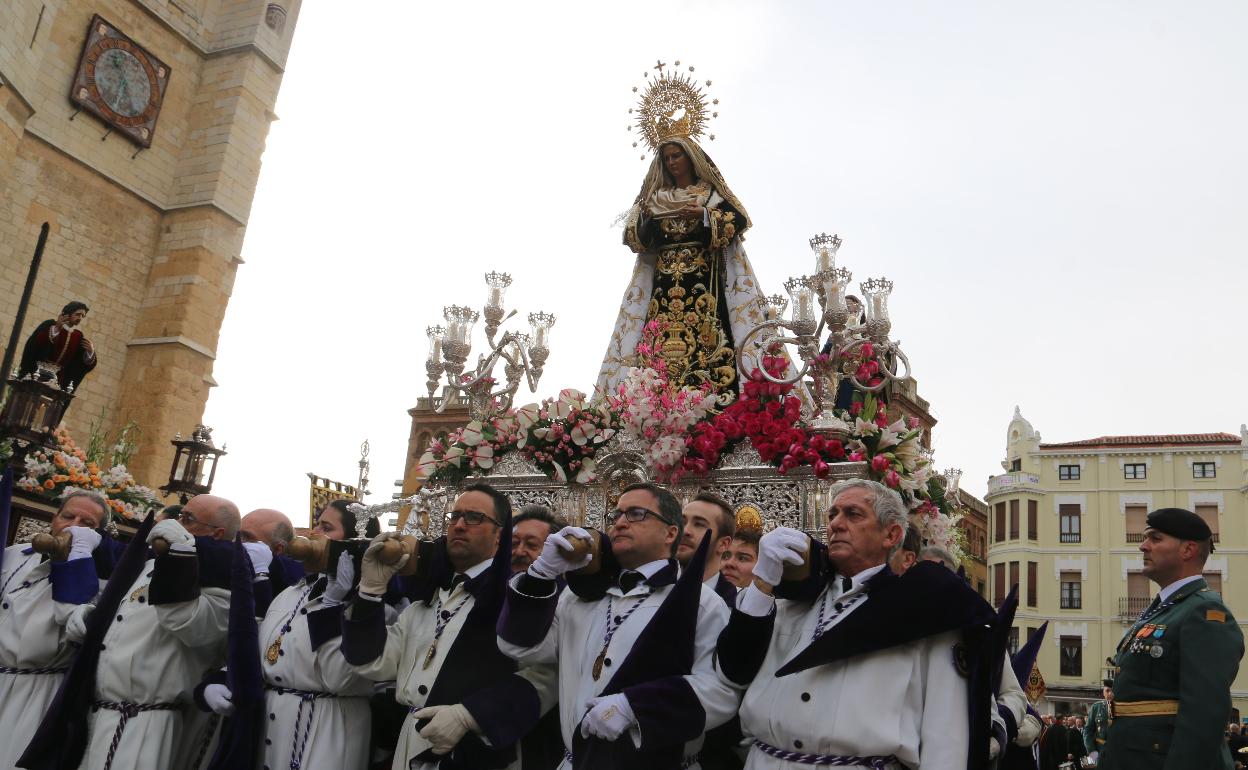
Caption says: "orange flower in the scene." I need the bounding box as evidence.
[109,500,124,512]
[43,480,55,490]
[51,474,69,483]
[53,455,67,469]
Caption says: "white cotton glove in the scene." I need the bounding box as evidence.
[203,683,235,716]
[579,693,636,741]
[322,551,355,608]
[147,519,196,553]
[989,737,1001,760]
[1015,712,1042,746]
[66,526,102,561]
[414,703,479,755]
[527,526,593,580]
[752,527,809,586]
[359,533,405,597]
[242,542,273,577]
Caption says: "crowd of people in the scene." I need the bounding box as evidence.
[0,478,1240,770]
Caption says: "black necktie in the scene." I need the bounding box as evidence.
[617,570,643,594]
[448,573,467,591]
[837,575,852,593]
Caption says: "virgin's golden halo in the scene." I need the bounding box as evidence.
[735,505,764,534]
[629,59,719,159]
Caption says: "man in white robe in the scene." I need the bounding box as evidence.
[65,494,240,770]
[343,482,556,770]
[0,491,110,770]
[716,479,998,770]
[497,482,741,770]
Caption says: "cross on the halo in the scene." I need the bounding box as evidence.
[653,60,666,72]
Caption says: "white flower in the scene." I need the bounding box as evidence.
[460,421,484,447]
[575,458,597,484]
[474,445,494,469]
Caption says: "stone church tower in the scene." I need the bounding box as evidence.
[0,0,300,486]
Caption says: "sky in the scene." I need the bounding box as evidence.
[202,1,1248,526]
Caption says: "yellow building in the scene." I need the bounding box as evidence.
[985,407,1248,715]
[1,0,300,486]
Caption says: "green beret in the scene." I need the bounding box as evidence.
[1146,507,1214,550]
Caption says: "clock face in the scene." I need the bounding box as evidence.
[70,15,170,148]
[94,48,152,117]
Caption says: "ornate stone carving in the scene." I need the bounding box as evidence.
[265,4,288,33]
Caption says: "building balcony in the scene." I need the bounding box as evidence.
[1059,533,1082,544]
[985,471,1043,499]
[1118,596,1151,618]
[1125,532,1144,543]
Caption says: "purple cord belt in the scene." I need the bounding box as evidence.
[751,739,905,768]
[91,699,179,770]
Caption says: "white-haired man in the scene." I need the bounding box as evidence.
[716,478,999,769]
[0,490,111,770]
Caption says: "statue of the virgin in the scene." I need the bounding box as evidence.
[595,62,769,406]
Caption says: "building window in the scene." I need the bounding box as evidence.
[1009,561,1020,599]
[1060,636,1082,677]
[1125,504,1147,543]
[977,579,986,597]
[1026,499,1038,540]
[1027,561,1038,607]
[1203,572,1223,597]
[1124,463,1146,480]
[1008,627,1020,656]
[1059,464,1080,481]
[994,503,1006,544]
[993,563,1006,608]
[1060,571,1082,609]
[1009,458,1022,472]
[1009,499,1020,540]
[1059,504,1081,544]
[1194,504,1220,544]
[1193,462,1216,479]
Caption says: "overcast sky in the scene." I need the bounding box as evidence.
[202,1,1248,526]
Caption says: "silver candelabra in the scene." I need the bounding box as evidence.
[735,233,911,437]
[425,271,555,422]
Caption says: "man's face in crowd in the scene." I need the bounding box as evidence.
[889,547,917,575]
[609,489,677,569]
[825,486,901,576]
[446,491,502,571]
[511,518,553,573]
[181,495,231,540]
[1139,528,1197,585]
[51,495,106,536]
[241,508,289,553]
[677,500,727,565]
[721,538,758,589]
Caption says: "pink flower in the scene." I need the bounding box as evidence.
[871,455,891,473]
[884,470,901,488]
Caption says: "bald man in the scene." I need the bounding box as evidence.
[63,493,253,770]
[241,508,304,600]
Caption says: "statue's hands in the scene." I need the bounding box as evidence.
[678,203,705,220]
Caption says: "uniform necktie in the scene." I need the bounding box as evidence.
[841,576,853,592]
[1138,595,1160,622]
[447,573,467,591]
[617,570,643,594]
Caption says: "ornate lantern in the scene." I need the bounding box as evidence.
[0,365,75,459]
[161,425,226,503]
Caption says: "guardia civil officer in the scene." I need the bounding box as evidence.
[1101,507,1244,770]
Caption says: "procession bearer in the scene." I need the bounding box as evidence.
[0,490,110,770]
[497,482,741,770]
[342,482,555,770]
[1101,507,1243,770]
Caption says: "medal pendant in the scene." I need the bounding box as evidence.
[423,643,437,670]
[592,647,606,681]
[266,638,282,664]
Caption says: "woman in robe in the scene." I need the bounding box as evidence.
[596,137,769,406]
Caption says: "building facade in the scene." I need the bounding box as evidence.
[956,489,989,598]
[1,0,300,487]
[985,407,1248,715]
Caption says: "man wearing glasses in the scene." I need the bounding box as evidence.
[498,482,740,769]
[44,493,242,770]
[343,482,556,770]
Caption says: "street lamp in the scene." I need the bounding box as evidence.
[0,364,75,463]
[160,425,227,503]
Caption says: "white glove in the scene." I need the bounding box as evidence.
[66,526,101,561]
[579,693,636,741]
[989,736,1000,760]
[147,519,196,553]
[1015,712,1042,746]
[323,551,355,608]
[414,703,479,755]
[359,533,405,597]
[203,683,235,716]
[752,527,808,586]
[528,526,593,580]
[242,542,273,576]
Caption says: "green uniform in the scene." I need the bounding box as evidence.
[1101,578,1244,770]
[1084,699,1111,755]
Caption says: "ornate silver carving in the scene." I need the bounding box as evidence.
[14,516,51,544]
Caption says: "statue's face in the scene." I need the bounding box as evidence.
[662,143,692,182]
[60,310,87,327]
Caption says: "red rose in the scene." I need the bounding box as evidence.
[871,455,891,473]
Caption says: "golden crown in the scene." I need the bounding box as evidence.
[628,59,719,159]
[735,505,764,534]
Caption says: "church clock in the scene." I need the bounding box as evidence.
[70,15,171,148]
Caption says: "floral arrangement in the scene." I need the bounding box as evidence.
[417,389,615,485]
[608,320,719,481]
[3,427,163,521]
